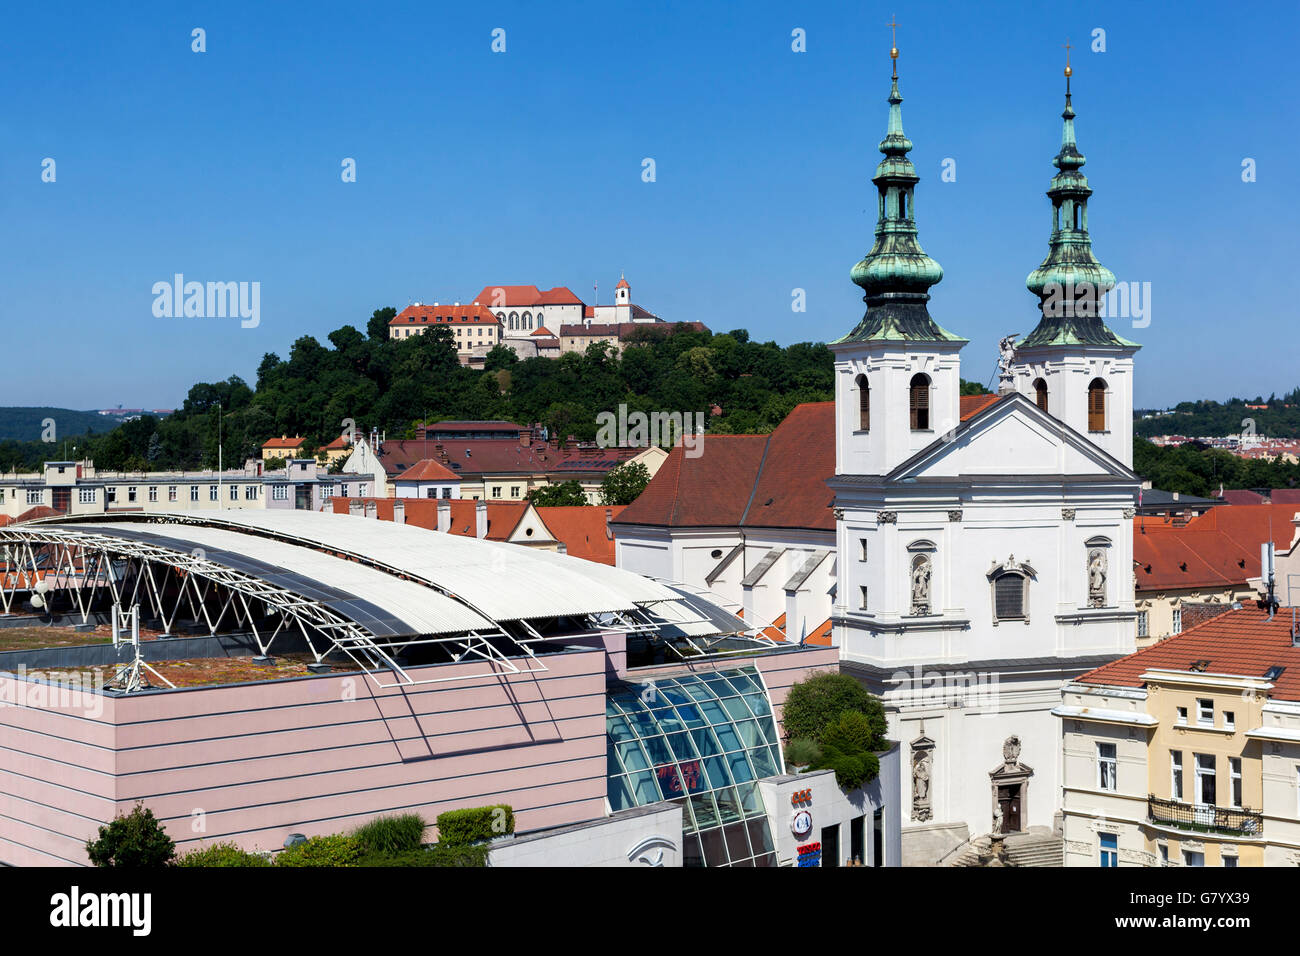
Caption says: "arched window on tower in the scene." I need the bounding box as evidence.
[909,373,930,431]
[1073,204,1082,231]
[899,191,908,219]
[1088,378,1107,432]
[855,374,870,431]
[1033,378,1048,412]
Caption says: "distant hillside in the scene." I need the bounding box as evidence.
[1136,388,1300,439]
[0,407,119,443]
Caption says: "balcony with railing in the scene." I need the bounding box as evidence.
[1147,795,1263,837]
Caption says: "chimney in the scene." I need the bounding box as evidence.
[365,501,378,520]
[348,499,363,517]
[437,498,451,532]
[392,499,405,525]
[475,499,488,539]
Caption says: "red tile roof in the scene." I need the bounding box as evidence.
[394,459,460,483]
[13,506,60,523]
[1079,604,1300,701]
[1181,502,1300,554]
[472,285,543,308]
[1134,524,1254,591]
[318,436,351,451]
[377,438,643,478]
[531,326,556,337]
[614,402,835,531]
[558,321,708,339]
[391,303,500,326]
[473,285,586,308]
[960,393,1001,421]
[1219,489,1267,505]
[535,506,625,565]
[262,436,305,450]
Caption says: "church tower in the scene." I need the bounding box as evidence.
[831,41,966,478]
[615,273,630,306]
[1009,57,1139,468]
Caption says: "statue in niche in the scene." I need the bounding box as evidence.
[1088,548,1107,608]
[911,745,933,821]
[910,554,932,616]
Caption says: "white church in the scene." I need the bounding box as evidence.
[615,48,1141,864]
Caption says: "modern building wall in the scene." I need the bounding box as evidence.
[0,646,608,866]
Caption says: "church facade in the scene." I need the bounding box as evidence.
[613,46,1142,864]
[831,49,1140,863]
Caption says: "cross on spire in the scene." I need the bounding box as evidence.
[888,14,899,77]
[1063,38,1073,92]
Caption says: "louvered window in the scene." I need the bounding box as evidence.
[1088,379,1106,432]
[909,374,930,430]
[1033,378,1048,412]
[856,374,870,431]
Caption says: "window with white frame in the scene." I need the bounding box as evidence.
[1182,849,1204,867]
[1172,606,1183,634]
[1224,710,1235,731]
[148,486,158,502]
[1171,751,1183,801]
[492,487,501,498]
[272,485,288,501]
[1197,698,1213,727]
[1194,754,1216,805]
[0,489,5,503]
[168,486,177,501]
[128,487,137,502]
[106,487,117,504]
[190,486,199,502]
[1097,742,1117,791]
[244,485,257,500]
[78,488,96,504]
[441,487,451,499]
[1222,853,1237,867]
[210,486,219,501]
[229,485,237,501]
[1136,611,1148,638]
[322,484,333,499]
[1176,706,1188,726]
[27,489,42,505]
[1099,832,1117,868]
[340,484,349,497]
[1229,757,1242,808]
[1158,843,1169,865]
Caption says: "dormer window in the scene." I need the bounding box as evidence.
[855,374,870,431]
[909,373,931,430]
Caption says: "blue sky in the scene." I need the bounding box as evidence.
[0,0,1294,411]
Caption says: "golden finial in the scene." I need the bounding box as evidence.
[888,14,899,77]
[1063,39,1072,79]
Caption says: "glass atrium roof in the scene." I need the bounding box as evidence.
[606,666,783,867]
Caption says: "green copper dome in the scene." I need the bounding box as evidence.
[835,68,964,345]
[1020,82,1137,350]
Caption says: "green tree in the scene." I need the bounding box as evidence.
[367,306,397,342]
[781,671,887,744]
[85,803,176,867]
[599,460,651,506]
[527,481,588,507]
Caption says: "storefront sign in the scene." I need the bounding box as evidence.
[791,808,813,838]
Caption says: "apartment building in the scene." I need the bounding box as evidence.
[1058,604,1300,866]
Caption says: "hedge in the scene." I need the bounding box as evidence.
[435,805,514,847]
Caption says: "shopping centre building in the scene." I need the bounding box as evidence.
[0,510,897,867]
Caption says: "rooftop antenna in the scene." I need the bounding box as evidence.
[109,604,175,693]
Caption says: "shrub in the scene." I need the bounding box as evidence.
[781,672,887,745]
[435,805,514,847]
[352,813,427,854]
[356,844,489,868]
[813,710,883,791]
[275,834,362,867]
[176,842,271,867]
[85,804,175,868]
[783,737,823,768]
